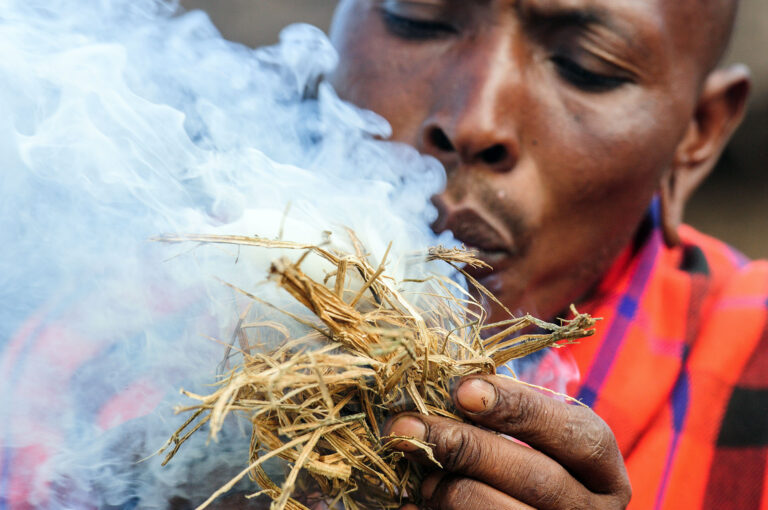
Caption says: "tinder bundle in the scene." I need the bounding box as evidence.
[158,232,596,510]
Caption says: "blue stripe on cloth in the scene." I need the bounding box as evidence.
[578,386,598,408]
[654,369,691,509]
[618,296,639,318]
[577,227,662,406]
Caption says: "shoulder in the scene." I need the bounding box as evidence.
[678,224,768,392]
[677,224,768,303]
[676,228,768,506]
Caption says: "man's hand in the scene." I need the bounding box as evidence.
[385,375,631,510]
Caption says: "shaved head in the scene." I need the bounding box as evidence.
[709,0,740,61]
[692,0,741,72]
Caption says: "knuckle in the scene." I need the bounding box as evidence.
[431,476,477,510]
[602,489,632,510]
[522,469,565,508]
[564,410,615,464]
[495,386,537,427]
[518,460,566,508]
[517,459,597,510]
[432,425,483,473]
[622,484,633,507]
[613,477,632,508]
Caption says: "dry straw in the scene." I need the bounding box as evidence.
[155,232,596,510]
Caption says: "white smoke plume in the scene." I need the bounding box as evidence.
[0,0,453,507]
[0,1,583,507]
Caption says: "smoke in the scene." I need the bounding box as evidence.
[508,349,581,398]
[0,0,453,507]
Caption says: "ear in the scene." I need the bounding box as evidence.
[660,64,751,246]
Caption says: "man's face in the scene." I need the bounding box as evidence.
[329,0,707,320]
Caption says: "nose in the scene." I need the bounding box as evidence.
[422,122,517,173]
[419,34,520,174]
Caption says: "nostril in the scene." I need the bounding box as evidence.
[478,144,509,166]
[428,127,455,152]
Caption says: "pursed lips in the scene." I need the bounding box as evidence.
[433,208,516,272]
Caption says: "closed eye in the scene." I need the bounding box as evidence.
[379,9,458,41]
[551,55,631,92]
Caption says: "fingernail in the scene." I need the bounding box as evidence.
[456,378,497,413]
[387,416,427,451]
[421,472,445,500]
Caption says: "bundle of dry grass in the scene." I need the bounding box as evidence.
[156,232,596,510]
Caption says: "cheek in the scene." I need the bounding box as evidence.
[328,5,440,145]
[530,88,682,218]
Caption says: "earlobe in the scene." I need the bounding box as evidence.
[659,169,682,246]
[660,64,751,247]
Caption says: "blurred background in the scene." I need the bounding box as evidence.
[181,0,768,258]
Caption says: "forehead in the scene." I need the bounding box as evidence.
[520,0,695,48]
[480,0,691,24]
[516,0,669,53]
[421,0,705,75]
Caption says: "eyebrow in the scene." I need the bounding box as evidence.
[527,7,604,27]
[517,2,636,46]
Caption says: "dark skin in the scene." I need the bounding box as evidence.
[324,0,750,508]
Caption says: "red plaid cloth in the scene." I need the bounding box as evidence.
[2,202,767,508]
[0,290,189,509]
[569,202,768,509]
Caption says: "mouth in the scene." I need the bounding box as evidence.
[433,208,516,276]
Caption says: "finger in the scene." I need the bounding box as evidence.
[453,375,628,495]
[422,472,535,510]
[386,414,598,510]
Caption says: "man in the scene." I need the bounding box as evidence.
[326,0,767,508]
